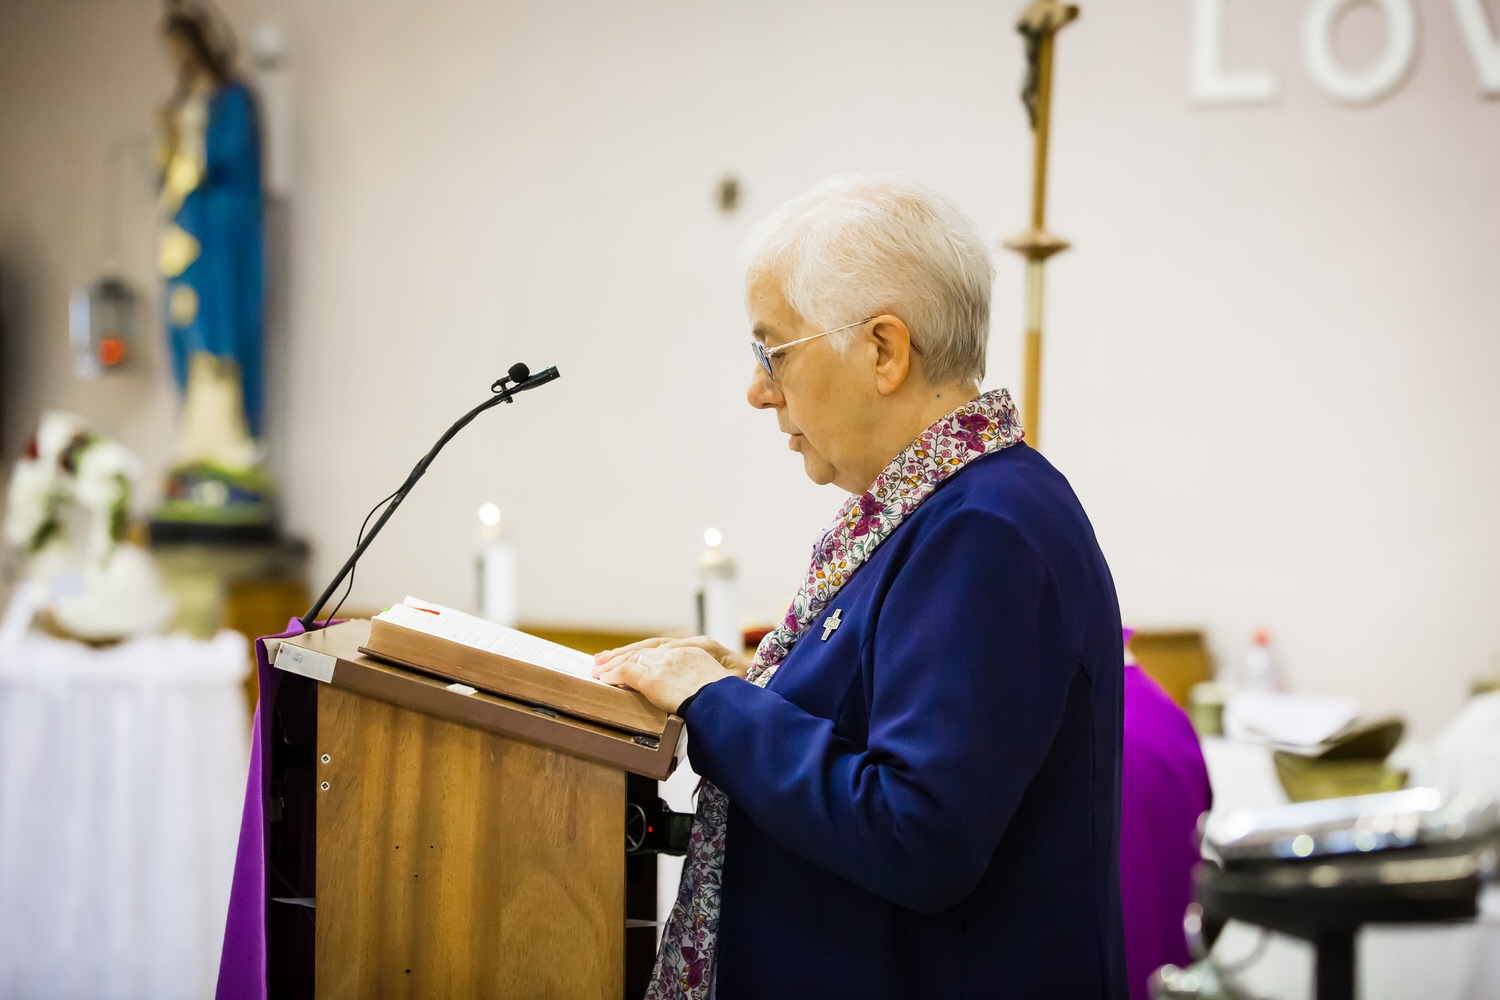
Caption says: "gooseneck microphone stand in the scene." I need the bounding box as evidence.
[299,362,561,629]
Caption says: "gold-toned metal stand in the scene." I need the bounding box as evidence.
[1004,0,1078,452]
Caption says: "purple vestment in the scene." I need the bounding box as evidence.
[215,618,323,1000]
[1120,653,1213,999]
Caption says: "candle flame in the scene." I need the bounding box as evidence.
[703,527,722,548]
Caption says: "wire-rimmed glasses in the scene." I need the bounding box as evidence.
[750,317,874,381]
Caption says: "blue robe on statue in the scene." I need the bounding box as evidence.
[161,80,265,439]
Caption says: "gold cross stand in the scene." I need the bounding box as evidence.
[1004,0,1078,452]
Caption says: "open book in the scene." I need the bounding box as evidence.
[360,597,669,737]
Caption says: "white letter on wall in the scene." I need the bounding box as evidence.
[1190,0,1279,106]
[1450,0,1500,96]
[1303,0,1419,104]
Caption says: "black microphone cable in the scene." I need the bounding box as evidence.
[318,486,400,627]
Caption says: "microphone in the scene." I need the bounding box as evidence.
[299,362,562,629]
[493,362,529,391]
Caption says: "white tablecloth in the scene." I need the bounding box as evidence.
[0,616,249,1000]
[1200,736,1500,1000]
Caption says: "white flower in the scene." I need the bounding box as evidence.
[74,440,141,508]
[34,411,88,462]
[4,457,59,548]
[74,440,142,561]
[77,439,141,482]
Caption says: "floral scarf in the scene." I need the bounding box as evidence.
[646,389,1024,999]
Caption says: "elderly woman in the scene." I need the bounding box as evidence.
[595,173,1127,998]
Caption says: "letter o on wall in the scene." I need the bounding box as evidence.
[1302,0,1419,104]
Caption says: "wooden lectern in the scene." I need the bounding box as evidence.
[269,620,684,999]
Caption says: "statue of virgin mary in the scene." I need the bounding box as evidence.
[152,2,273,538]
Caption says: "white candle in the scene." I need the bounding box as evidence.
[476,503,518,627]
[698,528,739,651]
[657,529,740,941]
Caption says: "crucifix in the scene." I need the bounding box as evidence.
[821,608,843,641]
[1003,0,1079,453]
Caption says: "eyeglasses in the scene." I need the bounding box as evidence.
[751,317,874,382]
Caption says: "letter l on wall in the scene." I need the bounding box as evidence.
[1451,0,1500,95]
[1191,0,1279,106]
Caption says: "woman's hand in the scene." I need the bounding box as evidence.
[592,636,749,714]
[594,635,752,679]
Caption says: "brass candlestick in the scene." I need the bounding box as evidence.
[1004,0,1078,452]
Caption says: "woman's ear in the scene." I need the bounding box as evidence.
[869,315,913,396]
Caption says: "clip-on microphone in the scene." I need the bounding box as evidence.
[299,362,562,629]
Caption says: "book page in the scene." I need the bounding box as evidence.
[375,597,603,683]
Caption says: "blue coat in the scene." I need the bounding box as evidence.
[685,442,1129,998]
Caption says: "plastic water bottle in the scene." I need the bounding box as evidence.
[1243,629,1279,691]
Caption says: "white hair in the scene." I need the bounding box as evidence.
[742,172,994,387]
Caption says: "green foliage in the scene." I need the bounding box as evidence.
[27,508,61,554]
[109,474,130,544]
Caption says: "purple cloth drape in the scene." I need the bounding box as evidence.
[215,618,320,1000]
[1120,643,1213,1000]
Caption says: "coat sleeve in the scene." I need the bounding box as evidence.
[685,505,1079,915]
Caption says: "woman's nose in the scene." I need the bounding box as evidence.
[747,366,782,410]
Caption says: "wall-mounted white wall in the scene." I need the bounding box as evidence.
[1,0,1497,736]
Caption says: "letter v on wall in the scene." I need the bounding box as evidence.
[1451,0,1500,95]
